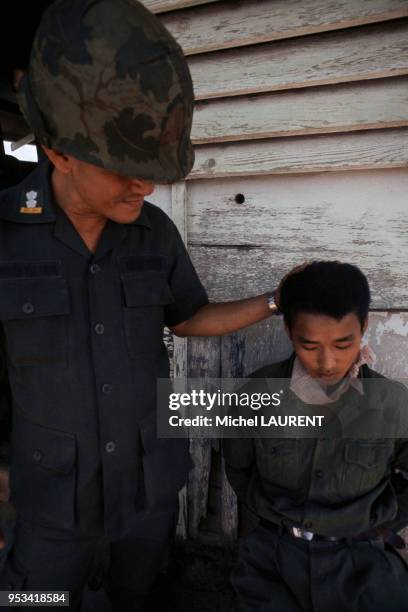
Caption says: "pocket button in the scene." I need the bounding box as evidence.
[32,449,43,462]
[90,264,100,275]
[22,302,35,315]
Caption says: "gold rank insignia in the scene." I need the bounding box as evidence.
[20,190,43,214]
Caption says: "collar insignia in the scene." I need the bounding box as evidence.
[20,190,43,215]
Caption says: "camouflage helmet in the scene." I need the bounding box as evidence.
[17,0,195,183]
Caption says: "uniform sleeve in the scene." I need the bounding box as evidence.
[382,438,408,533]
[222,379,259,503]
[164,222,209,327]
[0,326,11,467]
[380,383,408,532]
[223,437,254,503]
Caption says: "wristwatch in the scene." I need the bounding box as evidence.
[266,291,280,315]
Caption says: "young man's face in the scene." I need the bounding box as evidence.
[288,312,368,384]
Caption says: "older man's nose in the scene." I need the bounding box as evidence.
[129,179,155,197]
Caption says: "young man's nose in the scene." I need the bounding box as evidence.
[318,349,336,371]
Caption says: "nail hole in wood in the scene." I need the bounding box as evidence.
[235,193,245,204]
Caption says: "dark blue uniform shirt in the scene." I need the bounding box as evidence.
[0,160,208,539]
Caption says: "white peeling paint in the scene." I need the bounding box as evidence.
[374,313,408,343]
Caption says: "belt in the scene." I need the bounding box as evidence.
[288,527,341,542]
[259,519,380,544]
[288,527,405,549]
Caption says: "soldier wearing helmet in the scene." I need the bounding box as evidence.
[0,0,279,608]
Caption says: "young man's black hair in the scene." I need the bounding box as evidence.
[279,260,370,331]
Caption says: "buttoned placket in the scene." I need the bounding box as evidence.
[53,206,131,534]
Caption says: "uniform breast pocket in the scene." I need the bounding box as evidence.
[0,276,71,367]
[255,438,300,491]
[342,441,392,496]
[121,271,174,359]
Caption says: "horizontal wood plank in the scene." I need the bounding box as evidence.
[190,128,408,178]
[187,169,408,309]
[192,78,408,144]
[190,245,408,310]
[162,0,408,55]
[140,0,220,13]
[188,20,408,99]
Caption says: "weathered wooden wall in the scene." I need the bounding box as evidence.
[142,0,408,543]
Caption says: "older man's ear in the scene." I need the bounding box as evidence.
[41,146,75,175]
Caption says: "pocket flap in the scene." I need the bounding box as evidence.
[122,272,174,307]
[257,438,298,455]
[13,415,76,475]
[345,441,391,469]
[0,277,70,320]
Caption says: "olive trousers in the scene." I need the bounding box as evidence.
[232,523,408,612]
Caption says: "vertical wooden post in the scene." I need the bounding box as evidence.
[187,337,221,539]
[171,182,189,540]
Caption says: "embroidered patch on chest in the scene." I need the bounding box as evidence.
[119,255,167,273]
[0,260,61,279]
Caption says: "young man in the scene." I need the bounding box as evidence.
[0,0,279,608]
[224,261,408,612]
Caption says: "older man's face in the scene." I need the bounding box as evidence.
[51,154,155,224]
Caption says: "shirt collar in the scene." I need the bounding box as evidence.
[0,158,153,230]
[0,159,56,224]
[131,202,152,229]
[290,346,376,405]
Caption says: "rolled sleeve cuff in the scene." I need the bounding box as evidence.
[164,289,209,327]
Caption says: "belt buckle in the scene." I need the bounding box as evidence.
[292,527,314,541]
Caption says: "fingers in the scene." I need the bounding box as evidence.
[276,261,312,309]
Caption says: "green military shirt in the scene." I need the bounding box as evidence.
[224,356,408,537]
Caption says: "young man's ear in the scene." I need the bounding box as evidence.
[284,322,292,340]
[362,316,369,336]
